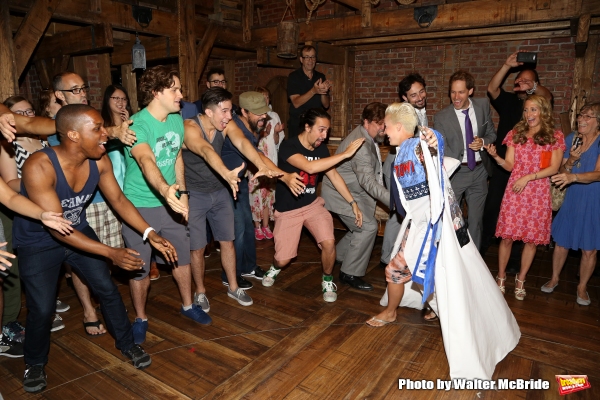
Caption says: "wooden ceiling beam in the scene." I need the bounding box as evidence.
[34,23,113,61]
[257,47,300,69]
[210,47,255,60]
[250,0,591,46]
[0,1,18,100]
[13,0,60,77]
[333,0,362,10]
[8,0,178,37]
[111,35,177,65]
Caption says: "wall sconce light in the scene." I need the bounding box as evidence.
[132,34,146,70]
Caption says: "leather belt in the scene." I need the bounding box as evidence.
[461,161,482,166]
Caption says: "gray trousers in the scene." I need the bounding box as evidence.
[336,214,378,277]
[449,163,488,250]
[380,212,402,264]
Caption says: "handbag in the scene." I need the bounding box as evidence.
[551,184,567,211]
[540,150,552,169]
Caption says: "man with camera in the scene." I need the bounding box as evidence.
[480,51,553,258]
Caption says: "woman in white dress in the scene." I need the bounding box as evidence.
[367,102,520,380]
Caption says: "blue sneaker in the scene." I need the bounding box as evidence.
[180,304,212,325]
[132,318,148,344]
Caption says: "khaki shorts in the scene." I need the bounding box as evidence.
[273,197,334,261]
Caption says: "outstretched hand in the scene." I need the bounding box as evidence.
[0,112,17,142]
[254,166,283,180]
[40,211,73,235]
[281,172,305,197]
[225,163,243,199]
[0,244,16,271]
[147,231,178,264]
[344,138,365,159]
[162,184,189,219]
[109,248,144,271]
[112,119,137,146]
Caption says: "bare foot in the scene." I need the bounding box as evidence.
[424,310,438,321]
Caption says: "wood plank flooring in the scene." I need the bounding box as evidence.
[0,231,598,399]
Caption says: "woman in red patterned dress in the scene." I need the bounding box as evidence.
[484,95,565,300]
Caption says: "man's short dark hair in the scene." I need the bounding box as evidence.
[201,87,233,112]
[206,67,225,82]
[138,66,179,107]
[398,73,426,100]
[300,45,316,56]
[55,104,96,140]
[518,68,540,83]
[449,70,475,91]
[52,71,77,91]
[361,102,387,124]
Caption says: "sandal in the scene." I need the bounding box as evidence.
[366,317,394,327]
[515,276,526,301]
[496,275,506,294]
[83,320,106,336]
[424,311,438,322]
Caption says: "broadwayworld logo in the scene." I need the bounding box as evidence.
[556,375,591,395]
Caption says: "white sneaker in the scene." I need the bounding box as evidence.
[262,266,281,287]
[322,280,338,303]
[51,314,64,332]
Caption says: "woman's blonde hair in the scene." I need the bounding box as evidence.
[385,102,418,135]
[512,94,556,146]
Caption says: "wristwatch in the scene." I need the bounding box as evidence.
[178,190,190,197]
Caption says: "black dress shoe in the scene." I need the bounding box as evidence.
[339,271,373,291]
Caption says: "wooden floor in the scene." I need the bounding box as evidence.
[0,230,599,399]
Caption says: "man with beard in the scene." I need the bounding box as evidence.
[220,91,304,288]
[321,102,389,290]
[182,88,282,314]
[480,52,553,258]
[381,74,430,270]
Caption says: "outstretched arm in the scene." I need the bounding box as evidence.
[259,153,305,197]
[488,52,520,100]
[225,122,281,179]
[286,138,365,175]
[0,104,56,142]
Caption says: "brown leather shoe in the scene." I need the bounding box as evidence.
[149,262,160,281]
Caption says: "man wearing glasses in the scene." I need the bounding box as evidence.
[321,103,389,291]
[188,67,238,117]
[287,45,332,138]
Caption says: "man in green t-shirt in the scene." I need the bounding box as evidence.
[122,66,211,344]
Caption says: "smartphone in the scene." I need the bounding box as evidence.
[517,52,537,63]
[573,135,583,149]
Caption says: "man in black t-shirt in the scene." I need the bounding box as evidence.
[287,46,332,138]
[480,51,553,257]
[262,109,363,303]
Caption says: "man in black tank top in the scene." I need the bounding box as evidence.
[15,105,177,393]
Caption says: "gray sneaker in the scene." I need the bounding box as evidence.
[193,292,210,313]
[51,314,65,332]
[227,288,253,306]
[55,299,70,313]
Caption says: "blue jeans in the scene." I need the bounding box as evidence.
[222,178,257,281]
[17,226,133,366]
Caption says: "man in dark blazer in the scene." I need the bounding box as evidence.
[433,70,496,250]
[321,103,389,290]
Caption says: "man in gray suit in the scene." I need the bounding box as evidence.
[433,70,496,250]
[321,103,389,291]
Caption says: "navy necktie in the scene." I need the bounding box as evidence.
[389,159,406,218]
[462,109,476,170]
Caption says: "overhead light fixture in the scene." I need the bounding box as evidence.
[132,33,146,70]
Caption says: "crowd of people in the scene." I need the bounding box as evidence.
[0,46,596,392]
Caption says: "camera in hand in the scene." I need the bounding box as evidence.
[573,136,583,149]
[517,52,537,64]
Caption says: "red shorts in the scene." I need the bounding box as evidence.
[273,197,334,261]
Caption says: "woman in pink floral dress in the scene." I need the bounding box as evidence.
[484,95,565,300]
[248,87,284,240]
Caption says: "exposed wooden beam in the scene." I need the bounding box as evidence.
[111,36,177,66]
[34,23,113,61]
[0,1,18,100]
[361,0,371,28]
[349,29,572,51]
[315,42,354,67]
[224,59,235,96]
[195,21,219,90]
[179,0,198,102]
[256,47,300,69]
[34,60,51,89]
[575,14,591,57]
[8,0,178,37]
[13,0,60,77]
[210,47,255,60]
[243,0,252,43]
[121,64,138,113]
[335,20,572,46]
[250,0,590,46]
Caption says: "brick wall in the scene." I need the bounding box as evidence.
[82,55,103,110]
[353,37,580,132]
[18,67,43,110]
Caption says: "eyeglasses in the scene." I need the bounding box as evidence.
[110,96,128,103]
[14,108,35,116]
[302,56,316,60]
[209,80,227,86]
[59,85,89,94]
[577,114,597,121]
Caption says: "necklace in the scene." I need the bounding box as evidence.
[575,132,600,168]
